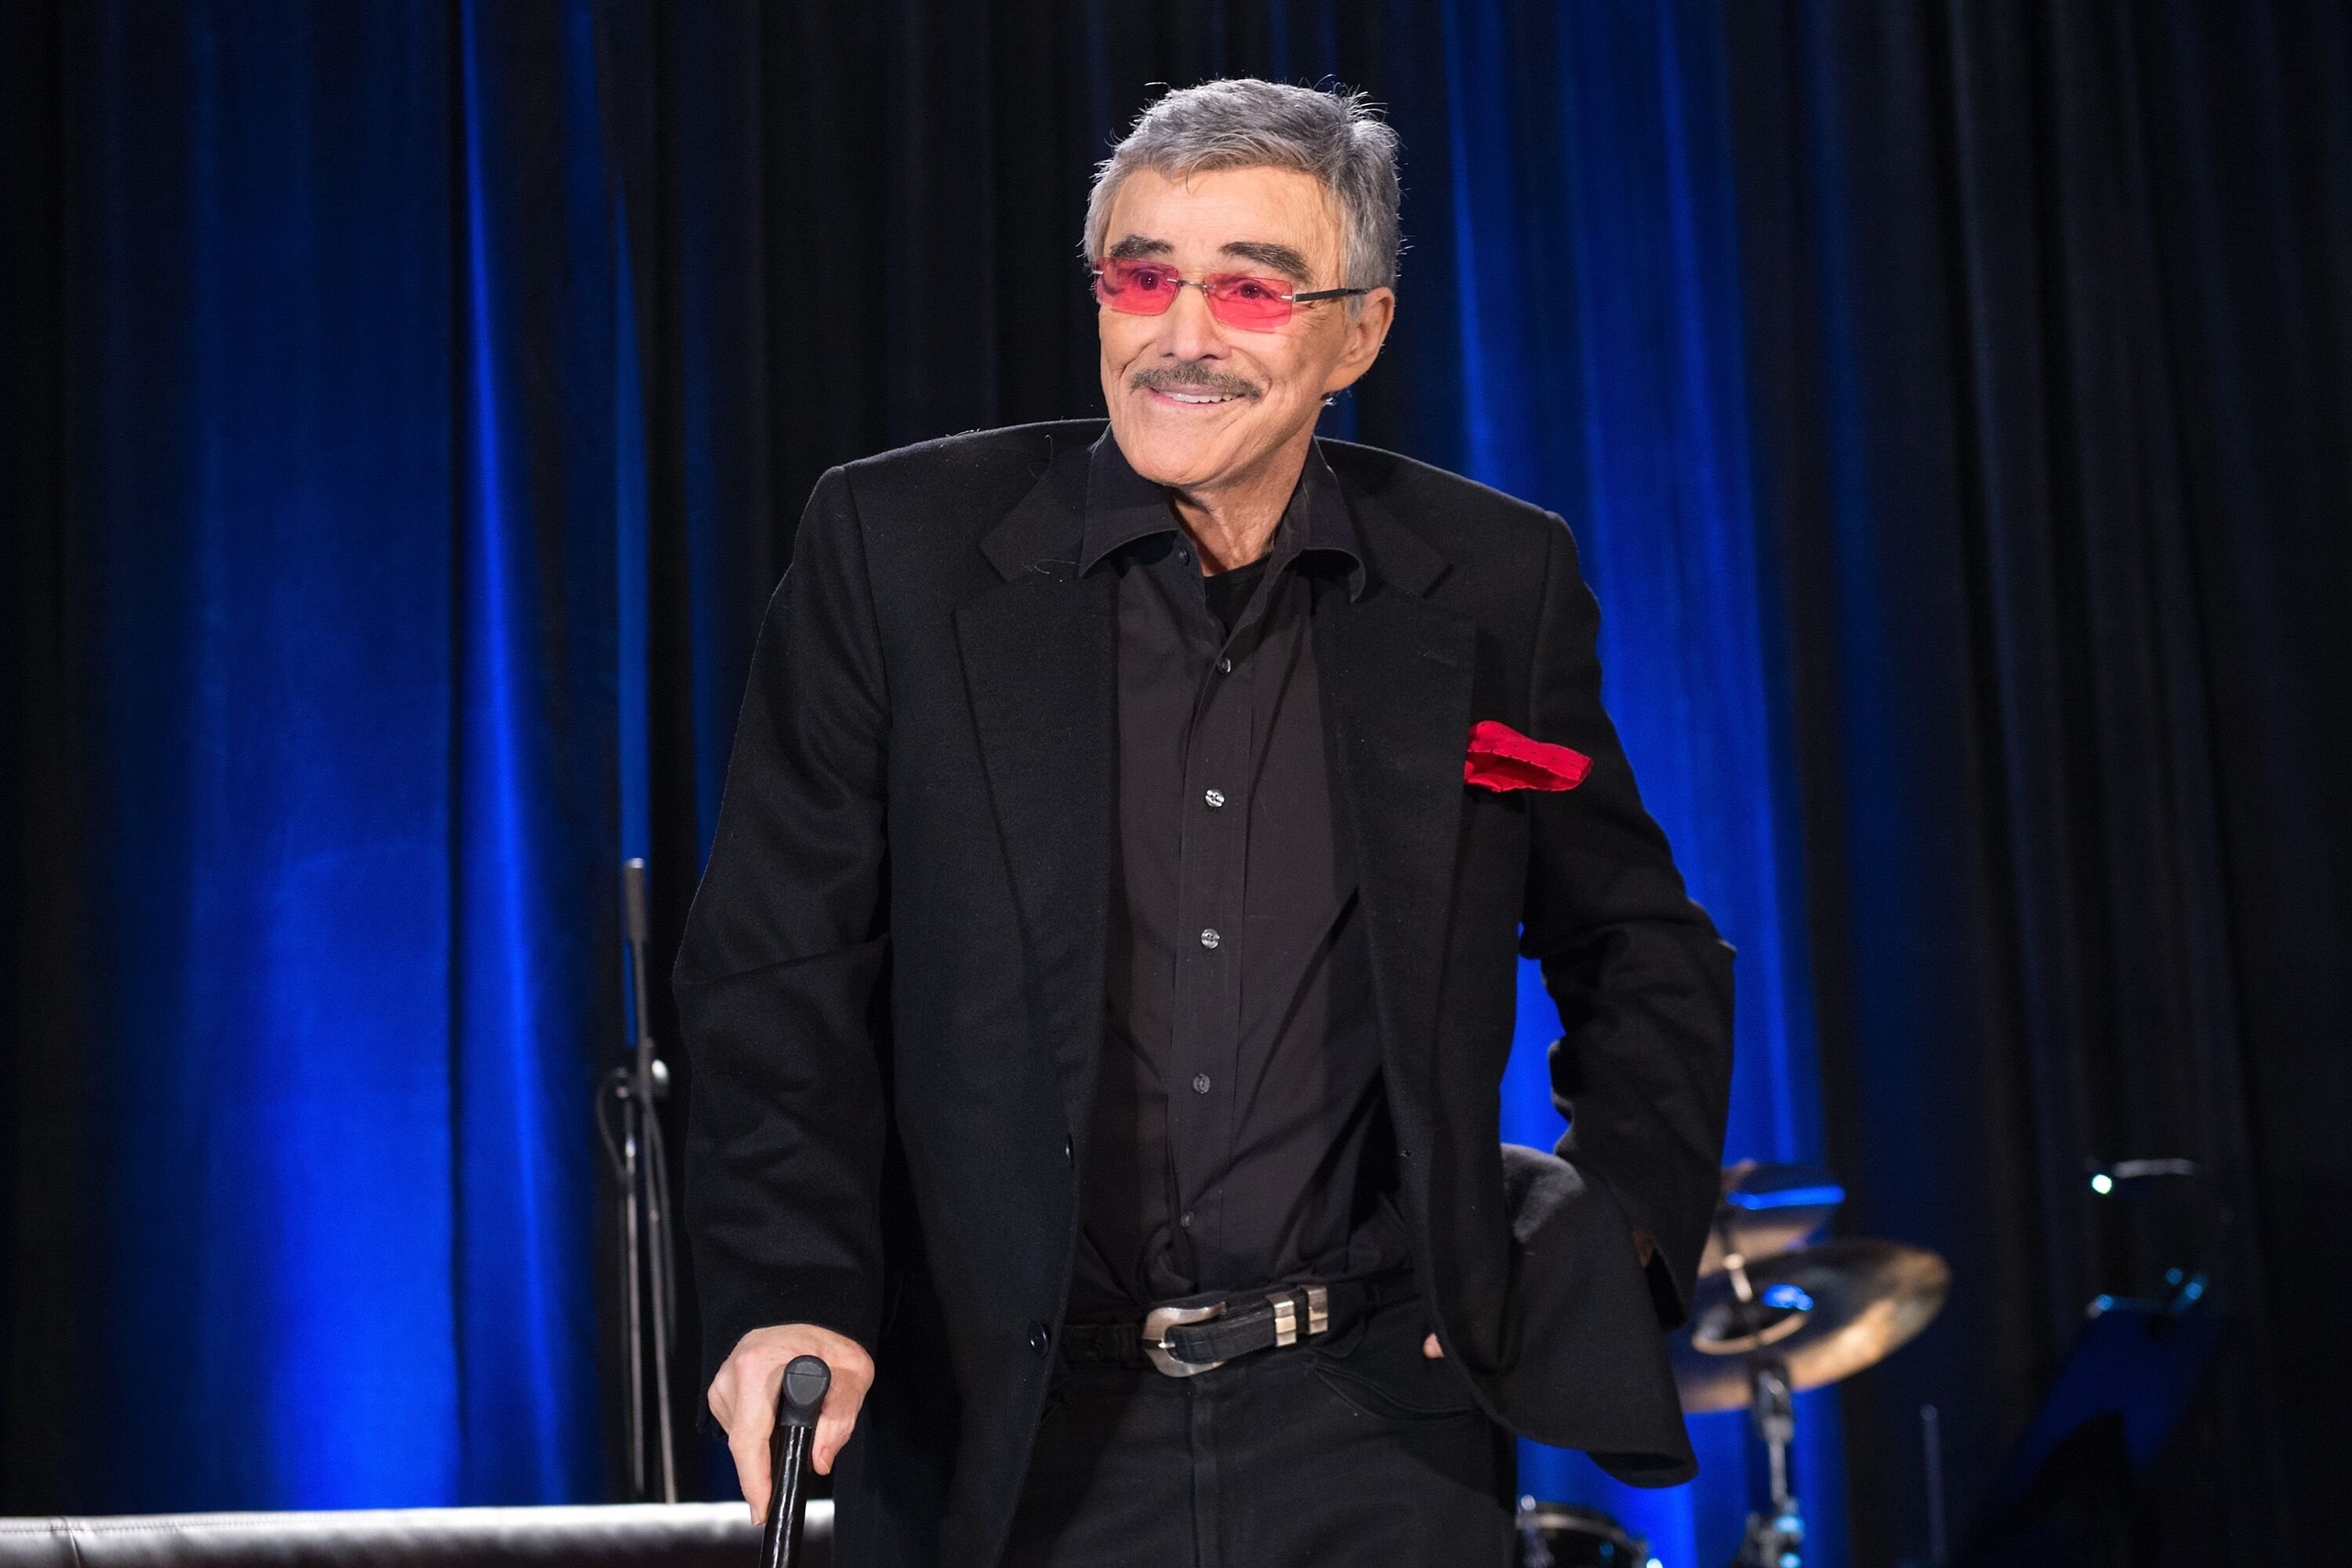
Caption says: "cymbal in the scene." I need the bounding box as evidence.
[1698,1163,1846,1277]
[1671,1237,1950,1413]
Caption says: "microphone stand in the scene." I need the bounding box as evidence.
[597,857,680,1501]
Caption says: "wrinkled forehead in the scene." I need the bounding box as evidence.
[1097,165,1345,281]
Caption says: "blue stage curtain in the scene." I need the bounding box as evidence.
[1,2,633,1508]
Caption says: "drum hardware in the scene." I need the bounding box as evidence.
[1920,1403,1948,1566]
[1675,1167,1950,1567]
[1518,1167,1950,1568]
[1736,1358,1803,1568]
[1673,1238,1951,1414]
[2083,1156,2197,1196]
[1940,1156,2223,1564]
[1698,1163,1845,1279]
[1710,1201,1809,1568]
[2080,1153,2216,1325]
[1515,1497,1655,1567]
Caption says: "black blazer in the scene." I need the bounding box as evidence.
[674,420,1734,1568]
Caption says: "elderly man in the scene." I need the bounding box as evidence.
[677,78,1733,1568]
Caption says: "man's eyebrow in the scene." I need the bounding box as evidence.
[1220,241,1313,281]
[1105,234,1174,260]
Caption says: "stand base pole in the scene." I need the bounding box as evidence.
[1734,1359,1803,1568]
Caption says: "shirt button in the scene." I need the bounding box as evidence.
[1203,788,1225,809]
[1028,1322,1051,1356]
[1192,1073,1211,1094]
[1218,656,1232,673]
[1179,1210,1195,1229]
[1200,927,1220,949]
[1175,544,1192,565]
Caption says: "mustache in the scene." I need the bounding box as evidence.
[1130,363,1262,401]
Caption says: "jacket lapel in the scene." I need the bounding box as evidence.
[955,441,1115,1143]
[1314,477,1478,1150]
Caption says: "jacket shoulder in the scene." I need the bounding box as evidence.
[834,419,1101,521]
[1320,438,1561,546]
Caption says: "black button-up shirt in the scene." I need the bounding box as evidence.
[1066,428,1413,1316]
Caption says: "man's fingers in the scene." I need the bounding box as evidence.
[810,1367,870,1475]
[730,1429,773,1522]
[811,1410,850,1475]
[718,1367,779,1523]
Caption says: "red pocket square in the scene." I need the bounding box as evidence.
[1464,719,1592,792]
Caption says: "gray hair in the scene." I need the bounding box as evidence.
[1084,79,1403,299]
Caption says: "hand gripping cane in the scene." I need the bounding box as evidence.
[758,1356,832,1568]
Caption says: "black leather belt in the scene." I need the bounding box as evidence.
[1058,1272,1417,1377]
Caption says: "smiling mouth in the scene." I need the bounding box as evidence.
[1149,388,1243,406]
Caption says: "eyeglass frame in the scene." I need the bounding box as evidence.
[1087,257,1371,326]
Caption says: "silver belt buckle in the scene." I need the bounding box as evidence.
[1142,1300,1229,1377]
[1142,1284,1333,1377]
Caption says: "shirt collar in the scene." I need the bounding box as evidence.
[1079,425,1368,599]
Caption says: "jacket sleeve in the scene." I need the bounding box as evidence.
[673,466,891,1396]
[1518,513,1734,1328]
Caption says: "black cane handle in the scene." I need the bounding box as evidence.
[758,1356,832,1568]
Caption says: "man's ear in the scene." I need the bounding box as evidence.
[1323,287,1397,396]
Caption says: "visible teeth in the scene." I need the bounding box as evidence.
[1167,392,1232,404]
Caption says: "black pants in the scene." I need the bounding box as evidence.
[1002,1298,1519,1567]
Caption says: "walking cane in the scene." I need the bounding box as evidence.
[758,1356,832,1568]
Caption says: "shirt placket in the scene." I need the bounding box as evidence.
[1167,572,1265,1286]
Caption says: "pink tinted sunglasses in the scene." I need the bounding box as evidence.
[1090,256,1369,328]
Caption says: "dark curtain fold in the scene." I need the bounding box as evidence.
[1726,2,2350,1562]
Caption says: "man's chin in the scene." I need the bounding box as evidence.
[1112,412,1250,485]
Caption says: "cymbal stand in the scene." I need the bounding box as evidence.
[1717,1216,1803,1568]
[1737,1357,1803,1568]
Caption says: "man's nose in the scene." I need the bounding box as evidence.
[1160,281,1225,361]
